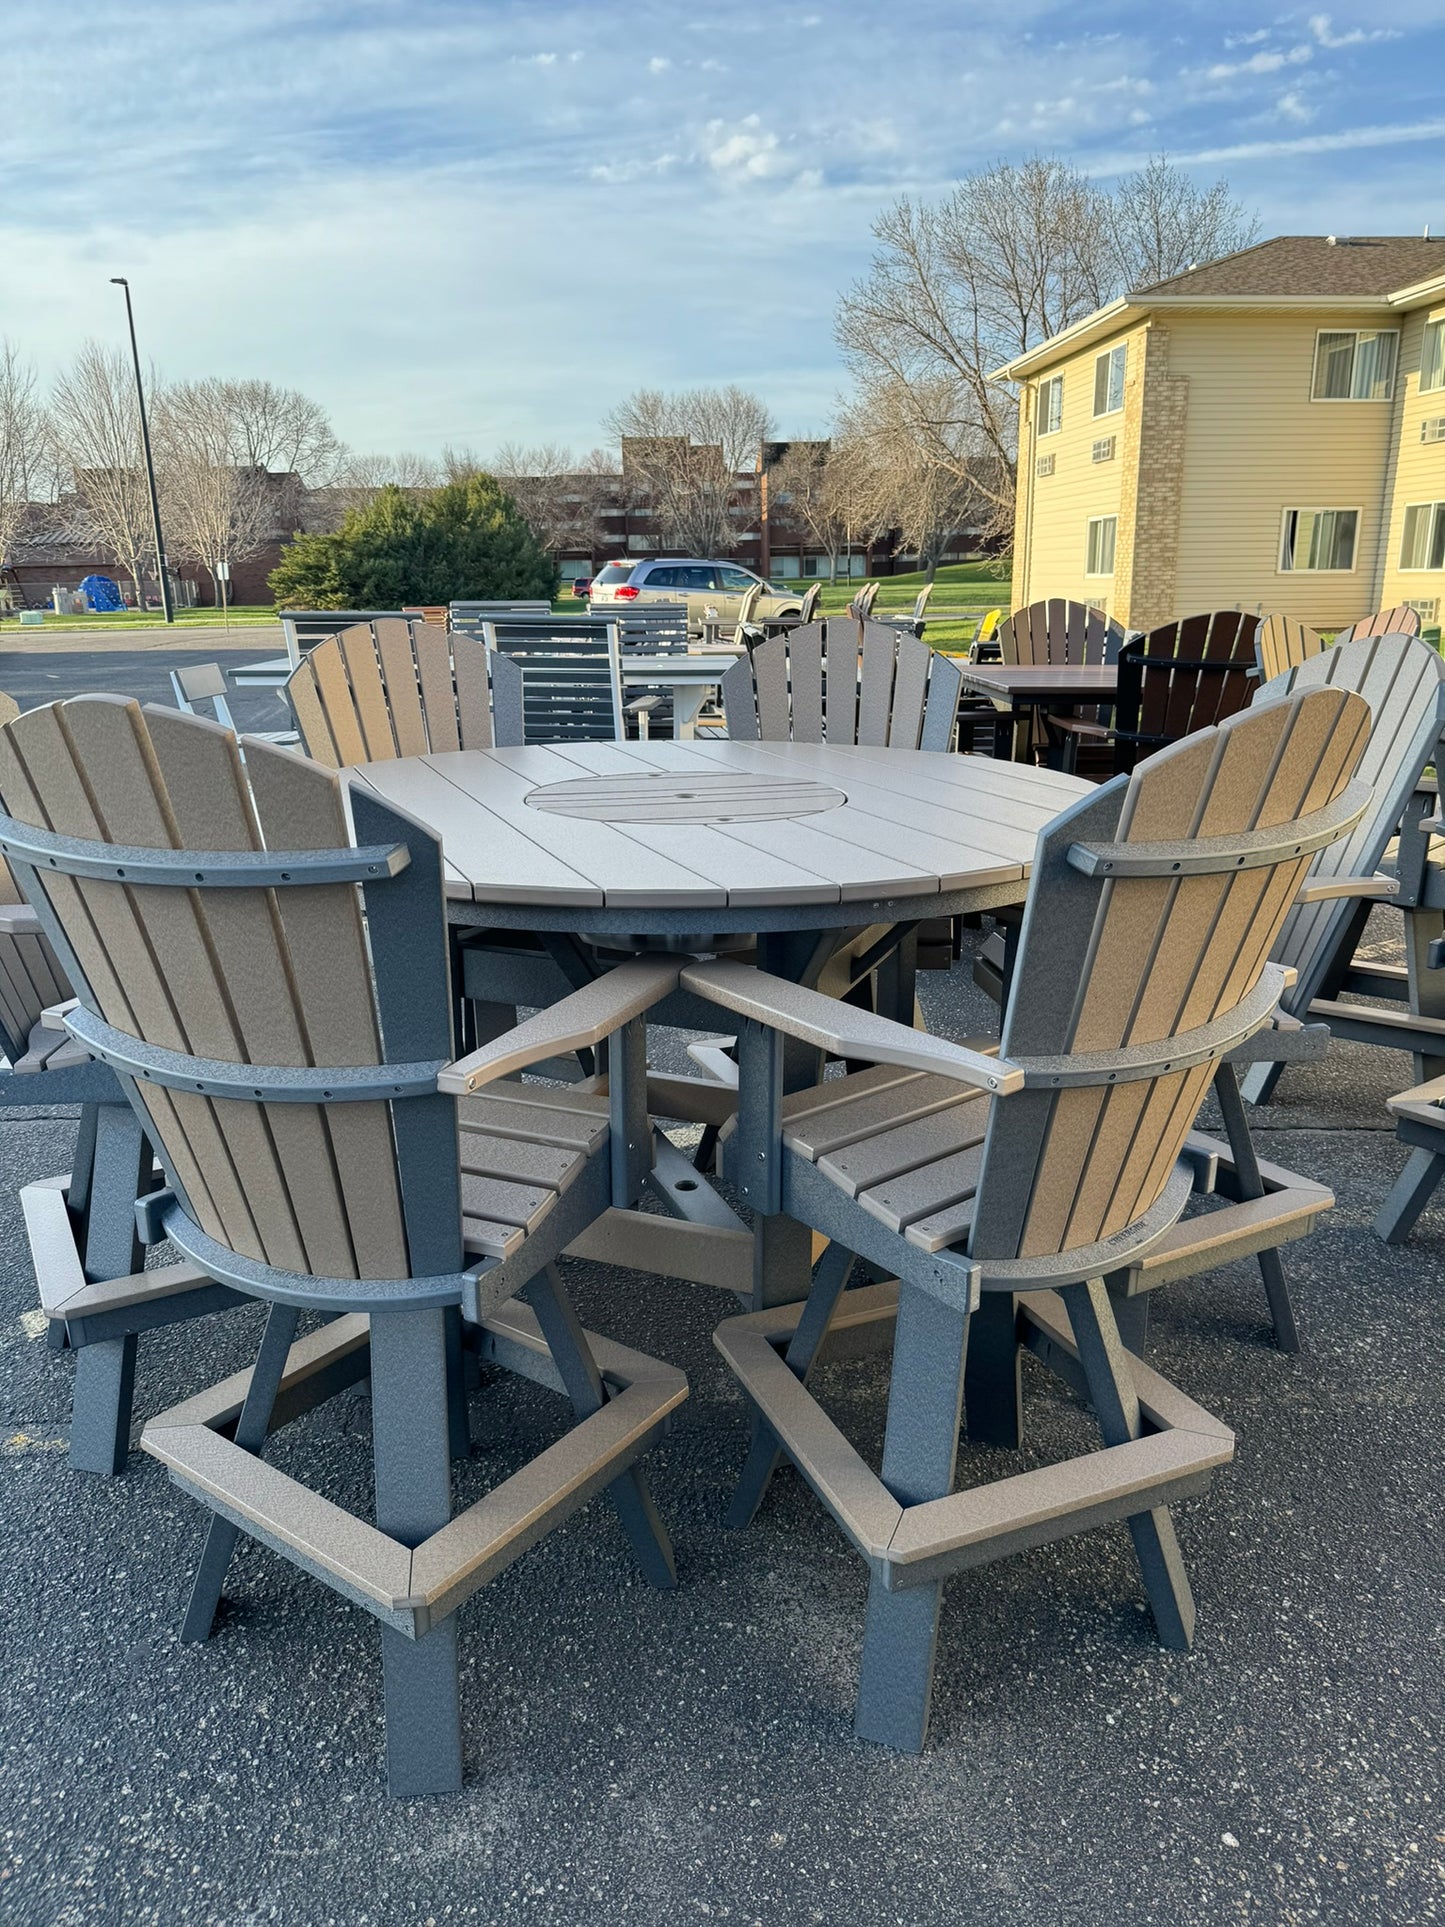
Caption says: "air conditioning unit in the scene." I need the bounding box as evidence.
[1407,598,1439,622]
[1035,453,1055,478]
[1420,417,1445,444]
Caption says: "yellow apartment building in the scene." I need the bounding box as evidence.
[995,234,1445,633]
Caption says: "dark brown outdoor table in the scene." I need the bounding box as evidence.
[354,738,1091,1308]
[955,662,1119,762]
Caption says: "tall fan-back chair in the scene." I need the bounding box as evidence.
[0,696,686,1797]
[1052,611,1257,774]
[720,618,963,749]
[0,692,238,1477]
[285,618,522,767]
[1243,633,1445,1105]
[682,689,1369,1751]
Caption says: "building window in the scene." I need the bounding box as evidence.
[1400,502,1445,571]
[1279,507,1359,572]
[1093,344,1126,417]
[1091,436,1116,463]
[1422,318,1445,395]
[1085,515,1117,575]
[1422,417,1445,444]
[1039,375,1063,436]
[1035,452,1055,478]
[1311,329,1398,400]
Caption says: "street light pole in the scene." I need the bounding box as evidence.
[109,276,173,623]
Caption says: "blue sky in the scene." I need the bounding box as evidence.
[2,0,1442,460]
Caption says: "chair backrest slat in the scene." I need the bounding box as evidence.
[0,698,435,1282]
[1255,634,1445,1006]
[887,635,930,748]
[970,689,1370,1263]
[856,625,896,745]
[287,620,520,767]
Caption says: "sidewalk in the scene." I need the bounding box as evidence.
[0,622,282,652]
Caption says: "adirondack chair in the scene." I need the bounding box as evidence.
[847,581,879,620]
[1336,604,1422,643]
[170,662,299,746]
[1243,633,1445,1105]
[1051,611,1257,774]
[719,618,962,750]
[285,620,523,767]
[0,695,686,1797]
[997,597,1128,666]
[686,688,1369,1750]
[1254,615,1326,682]
[797,582,822,624]
[1377,1069,1445,1241]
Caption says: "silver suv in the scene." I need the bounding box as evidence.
[590,558,804,633]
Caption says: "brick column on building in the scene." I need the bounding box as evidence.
[1114,324,1188,633]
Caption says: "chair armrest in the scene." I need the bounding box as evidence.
[1048,717,1111,742]
[42,998,80,1033]
[437,957,681,1094]
[1294,872,1398,904]
[0,902,42,935]
[679,959,1022,1096]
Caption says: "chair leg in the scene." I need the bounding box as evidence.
[528,1266,676,1589]
[726,1242,854,1529]
[854,1283,969,1751]
[181,1302,302,1643]
[1061,1279,1195,1652]
[1214,1060,1303,1351]
[962,1290,1022,1446]
[371,1306,463,1797]
[68,1337,137,1477]
[1238,1057,1285,1106]
[67,1106,150,1475]
[1374,1145,1445,1243]
[443,1305,472,1461]
[1105,1276,1151,1356]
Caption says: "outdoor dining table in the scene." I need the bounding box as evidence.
[352,736,1092,1310]
[955,661,1119,763]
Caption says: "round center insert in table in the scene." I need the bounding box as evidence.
[523,770,849,824]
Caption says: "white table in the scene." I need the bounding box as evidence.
[352,737,1090,931]
[356,738,1091,1308]
[230,648,744,742]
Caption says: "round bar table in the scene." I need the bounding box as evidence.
[353,737,1092,1307]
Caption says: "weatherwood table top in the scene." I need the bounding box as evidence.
[352,739,1091,936]
[230,647,744,691]
[956,663,1119,704]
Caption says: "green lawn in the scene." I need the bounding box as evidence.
[0,605,279,629]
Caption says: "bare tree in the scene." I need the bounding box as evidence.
[211,379,347,485]
[1109,155,1259,290]
[767,440,856,582]
[0,341,49,584]
[490,442,579,556]
[604,386,773,555]
[836,154,1259,542]
[835,389,982,578]
[49,342,158,608]
[312,449,442,525]
[154,382,275,611]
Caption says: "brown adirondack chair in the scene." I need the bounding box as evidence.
[0,695,685,1797]
[1336,604,1422,643]
[1053,611,1258,774]
[685,686,1369,1751]
[286,618,523,766]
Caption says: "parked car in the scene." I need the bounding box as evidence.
[569,577,592,599]
[589,558,805,634]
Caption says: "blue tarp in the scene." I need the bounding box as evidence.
[78,574,125,611]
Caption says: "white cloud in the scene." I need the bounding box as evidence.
[1097,74,1155,96]
[1205,45,1312,79]
[648,56,671,73]
[521,51,557,67]
[701,114,819,185]
[1224,28,1271,47]
[589,153,678,183]
[1180,117,1445,163]
[1308,13,1401,48]
[1276,89,1315,123]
